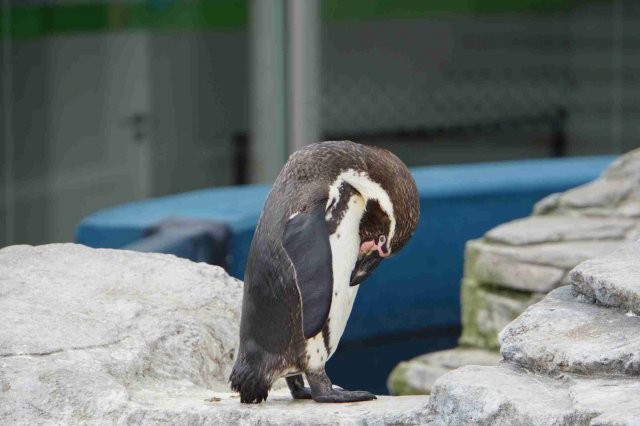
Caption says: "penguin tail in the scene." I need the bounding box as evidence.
[229,357,272,404]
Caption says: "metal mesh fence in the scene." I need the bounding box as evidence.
[321,17,574,135]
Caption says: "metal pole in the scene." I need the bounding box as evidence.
[249,0,287,183]
[287,0,321,153]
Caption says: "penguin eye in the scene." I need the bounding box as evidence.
[378,235,386,244]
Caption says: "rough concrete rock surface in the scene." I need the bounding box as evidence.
[428,365,640,426]
[500,286,640,377]
[466,243,566,292]
[467,239,624,271]
[428,365,584,426]
[0,244,430,425]
[570,241,640,315]
[387,348,501,395]
[428,239,640,425]
[560,177,633,210]
[534,148,640,217]
[126,389,432,426]
[484,216,635,246]
[601,148,640,181]
[420,150,640,423]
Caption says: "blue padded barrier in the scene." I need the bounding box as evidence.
[77,155,615,342]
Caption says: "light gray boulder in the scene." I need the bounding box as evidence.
[469,238,626,271]
[570,242,640,314]
[0,243,242,424]
[429,365,640,426]
[500,286,640,376]
[0,244,431,425]
[485,216,636,246]
[466,241,566,293]
[428,365,586,426]
[534,148,640,217]
[428,241,640,425]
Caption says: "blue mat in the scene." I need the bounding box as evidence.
[77,155,615,341]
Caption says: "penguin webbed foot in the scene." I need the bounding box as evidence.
[286,375,313,400]
[312,388,377,403]
[305,368,377,403]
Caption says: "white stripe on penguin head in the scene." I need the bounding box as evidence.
[326,169,396,251]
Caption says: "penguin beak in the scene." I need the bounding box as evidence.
[350,251,382,286]
[359,251,381,268]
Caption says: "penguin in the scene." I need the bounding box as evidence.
[229,140,420,403]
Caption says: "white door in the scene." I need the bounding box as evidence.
[1,31,153,245]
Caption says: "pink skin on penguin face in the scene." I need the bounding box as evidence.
[359,237,390,258]
[359,240,376,253]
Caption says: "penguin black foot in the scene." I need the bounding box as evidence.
[229,358,271,403]
[286,375,312,400]
[306,368,377,403]
[312,389,377,403]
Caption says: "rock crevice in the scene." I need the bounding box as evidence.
[0,337,127,358]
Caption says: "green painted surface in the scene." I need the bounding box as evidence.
[322,0,601,21]
[0,0,607,40]
[0,1,247,39]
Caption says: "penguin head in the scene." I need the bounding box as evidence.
[366,146,420,257]
[285,140,419,258]
[345,144,420,258]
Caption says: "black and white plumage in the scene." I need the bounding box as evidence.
[229,140,419,403]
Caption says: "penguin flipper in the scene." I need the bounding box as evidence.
[283,204,333,339]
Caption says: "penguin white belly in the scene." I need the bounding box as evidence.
[306,194,365,370]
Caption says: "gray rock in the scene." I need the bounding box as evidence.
[619,190,640,218]
[428,365,640,426]
[484,216,635,246]
[460,279,545,349]
[560,178,632,210]
[126,389,432,426]
[422,150,640,425]
[428,365,586,426]
[387,348,501,395]
[0,244,430,425]
[570,242,640,315]
[534,148,640,218]
[532,191,562,215]
[0,243,242,424]
[468,239,623,271]
[466,242,566,292]
[430,239,640,425]
[602,147,640,181]
[569,379,640,426]
[500,286,640,376]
